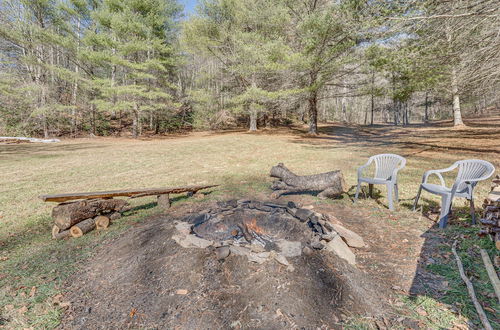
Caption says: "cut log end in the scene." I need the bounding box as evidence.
[95,216,110,230]
[70,226,84,238]
[52,225,71,240]
[70,218,96,238]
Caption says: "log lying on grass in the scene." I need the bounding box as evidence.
[0,136,60,143]
[70,218,96,238]
[52,225,71,240]
[270,163,347,199]
[44,184,219,240]
[52,199,127,230]
[95,216,110,230]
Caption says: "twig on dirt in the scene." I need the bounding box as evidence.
[451,240,493,330]
[480,249,500,304]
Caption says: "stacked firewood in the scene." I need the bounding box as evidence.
[480,175,500,250]
[51,199,128,239]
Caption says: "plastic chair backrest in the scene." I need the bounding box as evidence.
[373,154,406,180]
[455,159,495,191]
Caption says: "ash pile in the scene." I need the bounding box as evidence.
[172,199,366,268]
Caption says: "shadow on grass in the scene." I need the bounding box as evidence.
[0,142,107,156]
[406,204,500,328]
[347,180,499,327]
[0,199,163,328]
[289,124,500,155]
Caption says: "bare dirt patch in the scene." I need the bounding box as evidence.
[62,200,391,329]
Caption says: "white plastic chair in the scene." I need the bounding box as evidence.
[413,159,495,228]
[355,154,406,211]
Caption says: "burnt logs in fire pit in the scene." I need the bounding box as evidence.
[172,199,365,266]
[269,163,347,199]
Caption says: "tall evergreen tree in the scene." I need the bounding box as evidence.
[85,0,181,137]
[283,0,366,134]
[182,0,291,131]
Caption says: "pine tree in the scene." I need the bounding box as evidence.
[85,0,181,137]
[283,0,366,134]
[182,0,291,131]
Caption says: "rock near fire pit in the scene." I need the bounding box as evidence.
[171,199,365,266]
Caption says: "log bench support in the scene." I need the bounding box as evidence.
[157,194,171,210]
[42,184,218,240]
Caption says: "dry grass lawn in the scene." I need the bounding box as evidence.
[1,114,499,328]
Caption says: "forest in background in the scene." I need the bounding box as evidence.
[0,0,499,137]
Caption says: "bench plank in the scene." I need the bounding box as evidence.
[40,185,218,203]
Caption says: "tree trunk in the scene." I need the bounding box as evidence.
[370,93,374,125]
[71,19,80,138]
[42,114,49,138]
[370,71,375,125]
[451,67,464,126]
[133,104,140,137]
[249,103,257,131]
[404,101,410,125]
[308,90,318,134]
[424,91,429,122]
[91,103,96,135]
[364,98,368,125]
[340,81,348,123]
[41,83,49,138]
[393,100,399,126]
[270,163,346,199]
[71,66,78,137]
[155,115,160,134]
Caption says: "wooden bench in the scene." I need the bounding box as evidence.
[40,184,218,207]
[40,185,218,239]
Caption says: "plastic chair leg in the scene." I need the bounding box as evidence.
[439,195,451,228]
[387,183,394,211]
[469,198,476,225]
[413,186,422,211]
[354,181,361,201]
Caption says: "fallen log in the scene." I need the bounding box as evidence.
[70,218,96,238]
[480,249,500,304]
[52,199,127,230]
[0,136,60,143]
[270,163,346,199]
[52,225,71,240]
[95,216,110,230]
[40,184,219,203]
[452,241,493,330]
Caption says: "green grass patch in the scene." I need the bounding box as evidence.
[1,125,499,328]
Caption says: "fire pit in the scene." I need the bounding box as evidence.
[172,199,361,266]
[62,198,386,329]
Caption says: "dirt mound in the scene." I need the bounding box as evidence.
[62,202,388,329]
